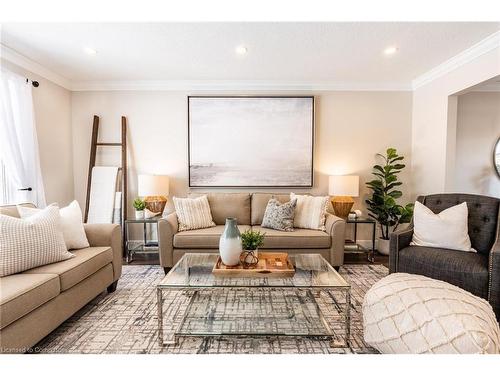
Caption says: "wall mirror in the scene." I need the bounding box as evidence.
[495,137,500,178]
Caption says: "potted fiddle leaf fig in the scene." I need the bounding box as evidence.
[133,197,146,219]
[365,148,414,255]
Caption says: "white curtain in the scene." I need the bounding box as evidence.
[0,69,46,207]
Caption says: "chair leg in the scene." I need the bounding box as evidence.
[107,280,118,293]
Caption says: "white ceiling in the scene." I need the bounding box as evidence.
[1,22,499,89]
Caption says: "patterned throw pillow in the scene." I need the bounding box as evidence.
[173,195,216,232]
[0,206,74,277]
[261,198,297,232]
[290,193,329,231]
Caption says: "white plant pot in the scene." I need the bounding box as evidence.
[377,238,390,255]
[135,210,144,219]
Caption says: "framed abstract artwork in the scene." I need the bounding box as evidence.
[188,96,314,187]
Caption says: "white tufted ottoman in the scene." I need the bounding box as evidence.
[362,273,500,354]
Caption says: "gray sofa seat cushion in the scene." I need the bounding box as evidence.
[23,247,113,291]
[252,225,331,249]
[0,273,60,329]
[398,246,489,299]
[174,225,251,248]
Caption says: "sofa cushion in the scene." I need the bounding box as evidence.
[398,246,489,299]
[190,193,251,225]
[174,225,251,248]
[0,273,60,329]
[23,247,113,291]
[252,225,331,248]
[251,193,290,225]
[0,203,36,218]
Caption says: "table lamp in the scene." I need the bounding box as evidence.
[329,175,359,219]
[138,174,170,215]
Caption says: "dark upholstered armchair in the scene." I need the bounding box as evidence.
[389,193,500,320]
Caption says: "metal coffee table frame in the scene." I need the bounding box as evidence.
[156,253,351,348]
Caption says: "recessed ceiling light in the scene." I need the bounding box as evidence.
[235,46,248,55]
[84,47,97,55]
[384,46,398,56]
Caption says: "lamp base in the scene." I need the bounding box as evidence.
[144,196,167,215]
[331,196,354,219]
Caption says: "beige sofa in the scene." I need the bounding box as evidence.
[0,204,122,353]
[158,193,346,271]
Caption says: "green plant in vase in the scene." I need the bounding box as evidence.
[365,148,414,255]
[133,197,146,219]
[240,229,265,266]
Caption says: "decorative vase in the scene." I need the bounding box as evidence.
[135,210,144,219]
[377,238,390,255]
[219,218,242,266]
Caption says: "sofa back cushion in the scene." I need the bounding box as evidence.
[418,193,500,255]
[251,193,290,225]
[0,203,36,218]
[189,192,251,225]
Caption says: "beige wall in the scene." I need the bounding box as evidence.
[454,91,500,196]
[1,59,74,205]
[71,90,413,240]
[411,46,500,197]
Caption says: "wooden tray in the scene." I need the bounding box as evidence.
[212,252,295,278]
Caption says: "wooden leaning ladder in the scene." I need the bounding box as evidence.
[83,115,127,252]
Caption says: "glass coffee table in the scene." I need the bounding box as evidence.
[157,253,351,348]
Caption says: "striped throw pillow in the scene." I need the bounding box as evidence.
[173,195,216,232]
[290,193,329,231]
[0,206,74,277]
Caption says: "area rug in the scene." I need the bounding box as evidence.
[35,264,388,354]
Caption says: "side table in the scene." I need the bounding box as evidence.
[124,217,161,263]
[345,217,376,263]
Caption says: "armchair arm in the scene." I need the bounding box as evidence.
[325,213,346,267]
[488,242,500,321]
[158,212,178,268]
[389,228,413,273]
[84,223,122,281]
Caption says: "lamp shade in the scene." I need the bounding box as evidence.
[138,174,169,197]
[329,175,359,197]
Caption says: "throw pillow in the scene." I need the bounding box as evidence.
[261,198,297,232]
[18,200,90,250]
[173,195,216,232]
[0,206,74,277]
[290,193,329,231]
[410,201,474,252]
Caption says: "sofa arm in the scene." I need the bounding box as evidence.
[389,228,413,273]
[84,223,122,281]
[488,242,500,321]
[325,213,346,267]
[158,212,178,268]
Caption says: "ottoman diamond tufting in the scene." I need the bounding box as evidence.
[362,273,500,354]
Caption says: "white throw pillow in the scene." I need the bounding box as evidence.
[18,200,90,250]
[173,195,216,232]
[410,201,474,252]
[290,193,329,231]
[0,206,74,277]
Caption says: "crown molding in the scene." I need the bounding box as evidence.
[412,31,500,90]
[71,80,412,92]
[1,43,72,90]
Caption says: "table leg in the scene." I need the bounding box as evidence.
[345,290,351,348]
[371,222,376,263]
[157,288,164,346]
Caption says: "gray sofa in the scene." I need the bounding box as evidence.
[0,204,122,352]
[158,193,346,270]
[389,193,500,320]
